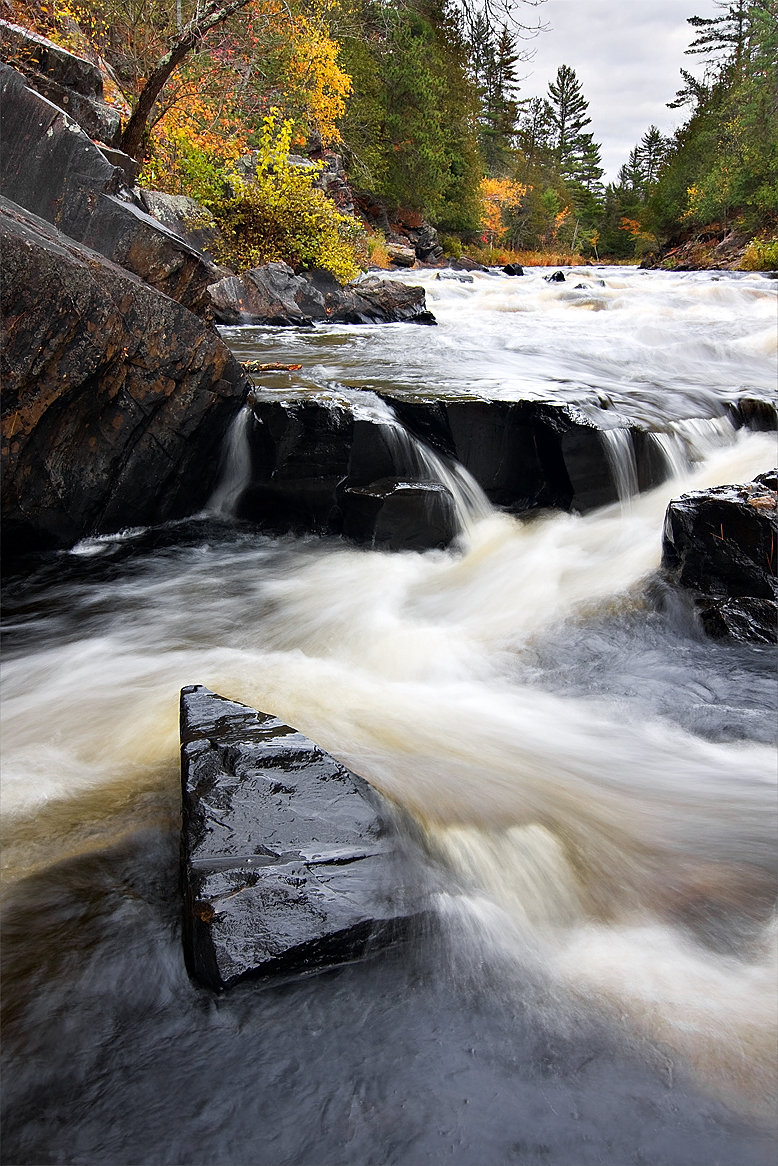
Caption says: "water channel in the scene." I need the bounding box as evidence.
[2,267,776,1165]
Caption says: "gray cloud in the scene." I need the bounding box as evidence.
[515,0,720,180]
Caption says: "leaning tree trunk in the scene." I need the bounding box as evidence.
[119,0,254,160]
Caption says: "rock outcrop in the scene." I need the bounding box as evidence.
[1,196,248,553]
[0,64,219,316]
[230,388,674,548]
[662,471,778,642]
[180,685,425,991]
[0,19,121,145]
[208,263,436,327]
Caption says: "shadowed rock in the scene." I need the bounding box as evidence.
[662,472,778,642]
[342,478,457,550]
[1,196,248,553]
[180,685,427,991]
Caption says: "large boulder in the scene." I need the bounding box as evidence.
[0,196,248,553]
[341,478,457,550]
[662,471,778,642]
[0,64,218,316]
[208,264,436,327]
[80,193,219,317]
[180,685,425,991]
[138,189,224,259]
[0,19,121,145]
[208,263,315,327]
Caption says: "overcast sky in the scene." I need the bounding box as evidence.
[513,0,721,181]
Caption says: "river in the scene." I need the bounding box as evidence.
[2,266,776,1165]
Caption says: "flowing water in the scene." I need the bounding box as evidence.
[2,267,776,1165]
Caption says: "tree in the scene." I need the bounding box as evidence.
[546,64,591,180]
[638,125,668,186]
[686,0,751,72]
[118,0,256,158]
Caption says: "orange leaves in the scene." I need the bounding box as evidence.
[620,217,643,237]
[479,177,528,241]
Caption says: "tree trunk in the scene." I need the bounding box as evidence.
[119,0,254,160]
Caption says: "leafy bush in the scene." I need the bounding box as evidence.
[203,114,363,284]
[740,237,778,271]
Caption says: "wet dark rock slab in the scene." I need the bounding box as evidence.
[235,388,652,546]
[208,264,436,326]
[180,685,424,991]
[662,471,778,643]
[0,196,248,552]
[381,394,628,514]
[342,478,457,550]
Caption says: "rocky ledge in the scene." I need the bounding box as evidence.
[662,470,777,642]
[1,196,248,553]
[180,685,427,991]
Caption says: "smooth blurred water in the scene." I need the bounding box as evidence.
[2,269,776,1166]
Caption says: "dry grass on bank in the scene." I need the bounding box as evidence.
[466,245,589,268]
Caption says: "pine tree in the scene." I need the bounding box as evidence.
[617,146,645,195]
[638,125,668,186]
[546,64,591,180]
[546,64,602,191]
[686,0,751,72]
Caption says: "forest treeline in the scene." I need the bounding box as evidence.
[12,0,778,270]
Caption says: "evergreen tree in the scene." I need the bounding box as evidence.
[478,25,523,173]
[617,147,645,196]
[638,125,669,186]
[686,0,751,71]
[545,65,603,193]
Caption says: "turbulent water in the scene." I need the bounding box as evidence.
[2,267,776,1165]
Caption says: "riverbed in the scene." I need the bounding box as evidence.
[2,267,776,1165]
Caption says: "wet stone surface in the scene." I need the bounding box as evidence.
[180,685,426,990]
[662,470,778,643]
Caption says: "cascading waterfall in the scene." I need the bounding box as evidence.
[2,268,776,1166]
[600,427,639,502]
[206,403,253,516]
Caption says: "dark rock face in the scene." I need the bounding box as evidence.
[383,395,627,514]
[545,270,566,283]
[662,473,778,642]
[0,19,121,145]
[0,65,218,316]
[208,265,436,327]
[1,196,248,552]
[180,685,425,991]
[0,64,126,240]
[80,194,219,317]
[342,478,457,550]
[234,388,656,547]
[502,263,524,276]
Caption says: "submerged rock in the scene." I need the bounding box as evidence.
[662,472,778,643]
[180,685,425,991]
[0,196,248,553]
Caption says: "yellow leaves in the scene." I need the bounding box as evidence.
[478,177,527,241]
[284,14,352,145]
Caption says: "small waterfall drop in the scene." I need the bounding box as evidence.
[647,415,738,482]
[207,405,252,516]
[600,428,639,503]
[338,389,493,539]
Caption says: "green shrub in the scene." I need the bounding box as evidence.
[740,237,778,271]
[209,114,363,284]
